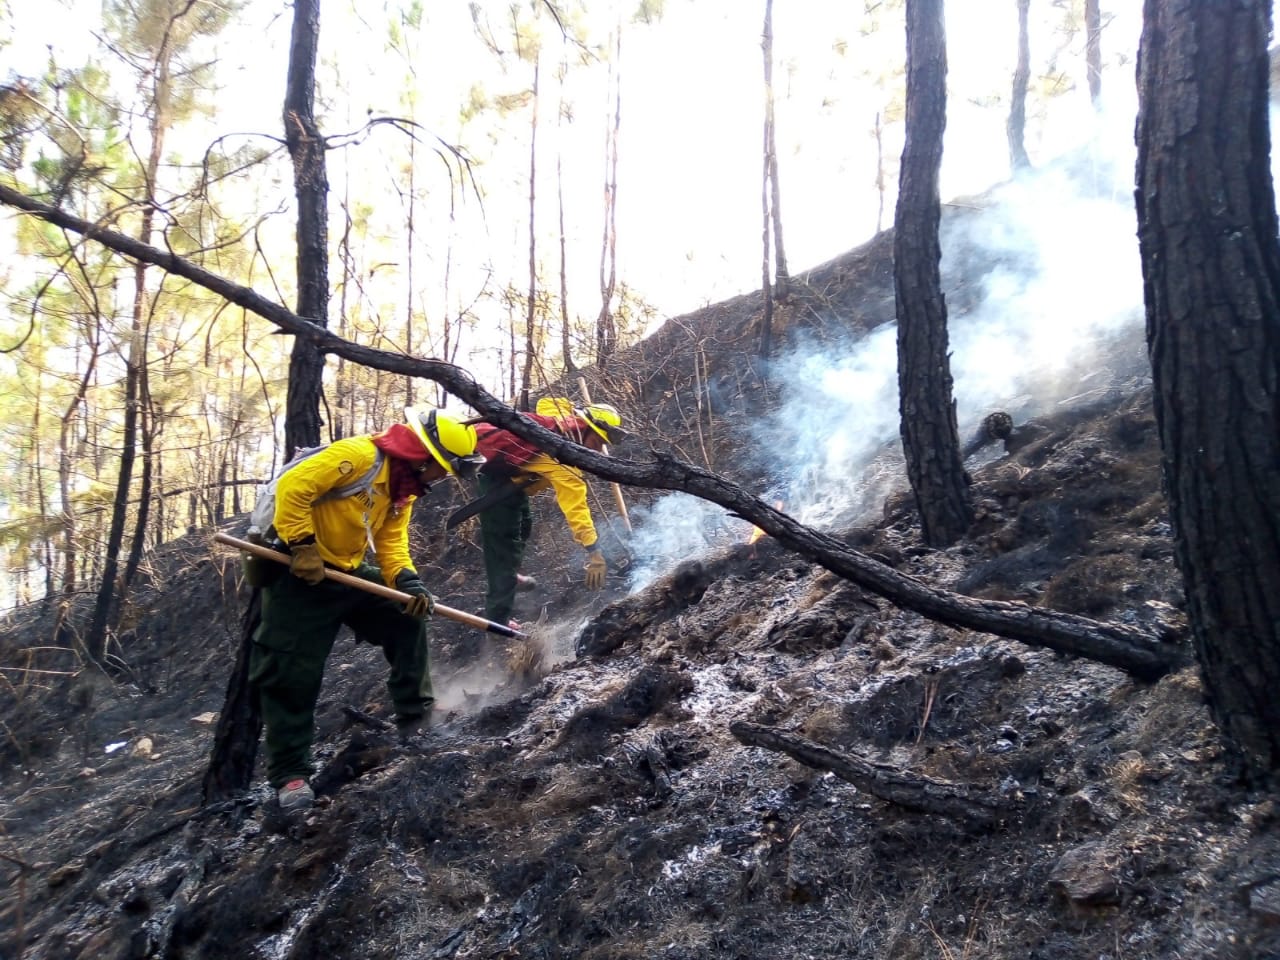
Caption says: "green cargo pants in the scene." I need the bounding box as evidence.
[249,562,433,788]
[479,474,534,624]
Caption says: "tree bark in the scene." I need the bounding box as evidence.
[1136,0,1280,777]
[894,0,973,547]
[557,59,575,376]
[762,0,789,312]
[201,590,263,802]
[521,55,540,412]
[201,0,329,796]
[282,0,327,456]
[596,26,621,367]
[758,0,776,360]
[403,123,416,412]
[0,182,1186,683]
[121,384,155,592]
[1008,0,1032,171]
[1085,0,1102,106]
[731,721,1011,829]
[874,110,887,234]
[58,325,99,597]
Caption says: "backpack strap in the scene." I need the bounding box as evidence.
[252,446,385,547]
[314,449,385,505]
[314,449,385,553]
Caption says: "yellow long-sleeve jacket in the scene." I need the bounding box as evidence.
[272,437,418,586]
[514,454,598,549]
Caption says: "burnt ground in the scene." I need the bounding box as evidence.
[4,191,1280,959]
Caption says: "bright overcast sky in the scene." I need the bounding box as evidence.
[8,0,1144,324]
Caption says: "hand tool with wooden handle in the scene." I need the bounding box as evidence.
[578,375,632,533]
[213,531,529,640]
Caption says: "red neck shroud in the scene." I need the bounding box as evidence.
[372,424,431,504]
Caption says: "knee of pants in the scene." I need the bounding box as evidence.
[250,643,328,698]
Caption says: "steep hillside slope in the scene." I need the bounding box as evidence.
[3,172,1279,959]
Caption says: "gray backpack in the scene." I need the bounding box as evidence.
[248,445,385,539]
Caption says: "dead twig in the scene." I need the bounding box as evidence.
[341,705,394,732]
[917,675,940,746]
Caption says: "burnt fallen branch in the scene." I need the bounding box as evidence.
[341,705,394,732]
[730,720,1012,830]
[0,183,1185,681]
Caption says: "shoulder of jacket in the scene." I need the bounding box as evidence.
[317,437,380,466]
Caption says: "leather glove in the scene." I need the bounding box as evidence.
[584,548,607,591]
[395,570,435,619]
[289,541,325,585]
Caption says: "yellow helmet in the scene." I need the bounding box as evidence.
[535,396,576,420]
[576,402,624,444]
[404,406,485,477]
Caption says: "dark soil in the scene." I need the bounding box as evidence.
[3,188,1279,960]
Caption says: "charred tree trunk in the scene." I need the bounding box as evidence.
[521,56,540,413]
[557,60,575,376]
[1008,0,1032,171]
[762,0,788,308]
[202,591,263,803]
[758,0,776,361]
[759,163,774,363]
[403,129,416,411]
[29,397,53,605]
[894,0,973,547]
[1085,0,1102,106]
[874,110,887,234]
[86,323,141,662]
[596,26,621,367]
[282,0,327,456]
[120,381,155,595]
[204,0,328,794]
[731,721,1011,829]
[1136,0,1280,778]
[59,337,98,597]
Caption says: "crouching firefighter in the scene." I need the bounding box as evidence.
[250,406,484,812]
[463,399,625,630]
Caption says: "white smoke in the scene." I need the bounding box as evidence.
[625,493,750,591]
[624,132,1152,592]
[947,165,1146,427]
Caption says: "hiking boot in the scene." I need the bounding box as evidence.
[515,573,538,591]
[277,778,314,813]
[395,713,432,742]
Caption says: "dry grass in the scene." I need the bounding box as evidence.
[506,636,548,680]
[1106,751,1149,813]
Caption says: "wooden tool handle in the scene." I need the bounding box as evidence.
[578,375,633,533]
[213,531,528,640]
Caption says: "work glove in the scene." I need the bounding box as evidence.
[288,540,325,585]
[395,570,435,619]
[584,547,607,591]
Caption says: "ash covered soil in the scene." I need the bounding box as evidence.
[4,206,1280,958]
[5,383,1280,960]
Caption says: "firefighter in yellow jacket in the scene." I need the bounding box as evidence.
[250,406,483,812]
[471,401,624,628]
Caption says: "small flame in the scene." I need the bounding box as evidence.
[746,501,784,545]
